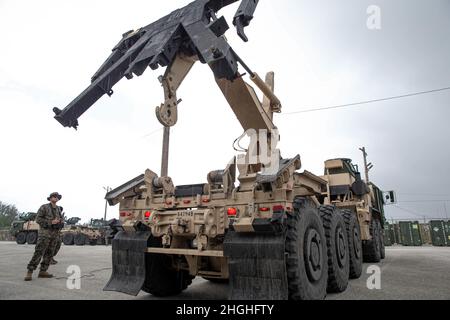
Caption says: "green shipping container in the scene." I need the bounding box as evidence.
[430,220,447,246]
[384,223,397,245]
[411,221,422,246]
[399,221,422,246]
[393,224,401,244]
[445,221,450,247]
[384,224,392,246]
[399,222,413,246]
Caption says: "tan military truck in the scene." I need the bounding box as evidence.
[10,212,40,245]
[52,0,391,300]
[62,218,112,246]
[61,218,102,246]
[319,156,388,274]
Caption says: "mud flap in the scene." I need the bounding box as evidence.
[103,231,152,296]
[223,231,288,300]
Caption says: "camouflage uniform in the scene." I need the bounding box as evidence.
[52,206,64,260]
[53,234,62,257]
[27,204,62,272]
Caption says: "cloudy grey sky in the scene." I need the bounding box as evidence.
[1,0,449,223]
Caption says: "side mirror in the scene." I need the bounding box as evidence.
[383,191,397,204]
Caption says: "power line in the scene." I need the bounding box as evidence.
[141,127,164,139]
[391,204,426,219]
[138,87,450,136]
[397,200,450,203]
[386,217,445,221]
[282,86,450,115]
[398,193,450,197]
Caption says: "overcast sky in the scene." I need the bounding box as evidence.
[1,0,449,223]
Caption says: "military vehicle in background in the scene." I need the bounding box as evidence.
[62,218,112,246]
[88,218,114,245]
[10,212,40,245]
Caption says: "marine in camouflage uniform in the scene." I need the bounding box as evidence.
[50,206,64,265]
[24,192,63,281]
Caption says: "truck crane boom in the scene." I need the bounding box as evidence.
[50,0,337,300]
[53,0,260,130]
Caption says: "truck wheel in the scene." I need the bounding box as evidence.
[141,237,193,297]
[341,209,363,279]
[63,233,74,245]
[285,199,328,300]
[363,219,381,263]
[89,239,98,246]
[26,231,38,245]
[202,277,229,284]
[74,234,86,246]
[319,206,350,293]
[377,220,385,259]
[16,232,27,245]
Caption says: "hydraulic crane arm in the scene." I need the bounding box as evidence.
[216,76,275,132]
[156,54,197,127]
[53,0,260,129]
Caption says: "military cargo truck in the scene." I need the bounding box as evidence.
[10,212,39,245]
[62,218,112,246]
[62,218,102,246]
[52,0,393,300]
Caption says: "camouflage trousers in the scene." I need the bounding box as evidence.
[27,230,59,272]
[53,233,62,257]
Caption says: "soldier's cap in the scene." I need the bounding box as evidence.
[47,192,62,201]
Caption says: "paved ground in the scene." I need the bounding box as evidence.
[0,242,449,300]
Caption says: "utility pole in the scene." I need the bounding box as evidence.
[359,147,373,183]
[444,202,449,220]
[103,186,111,221]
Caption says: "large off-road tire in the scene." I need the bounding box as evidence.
[16,232,27,245]
[202,277,229,284]
[63,233,74,245]
[74,233,86,246]
[285,198,328,300]
[341,209,363,279]
[363,219,381,263]
[105,230,114,245]
[377,220,386,259]
[141,237,193,297]
[319,206,350,293]
[26,231,38,245]
[89,239,98,246]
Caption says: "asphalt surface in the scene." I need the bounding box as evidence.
[0,242,449,300]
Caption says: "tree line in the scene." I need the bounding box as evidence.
[0,201,19,228]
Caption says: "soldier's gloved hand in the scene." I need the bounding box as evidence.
[51,219,60,225]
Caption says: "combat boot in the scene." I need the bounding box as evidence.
[24,271,33,281]
[50,258,58,265]
[38,271,53,278]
